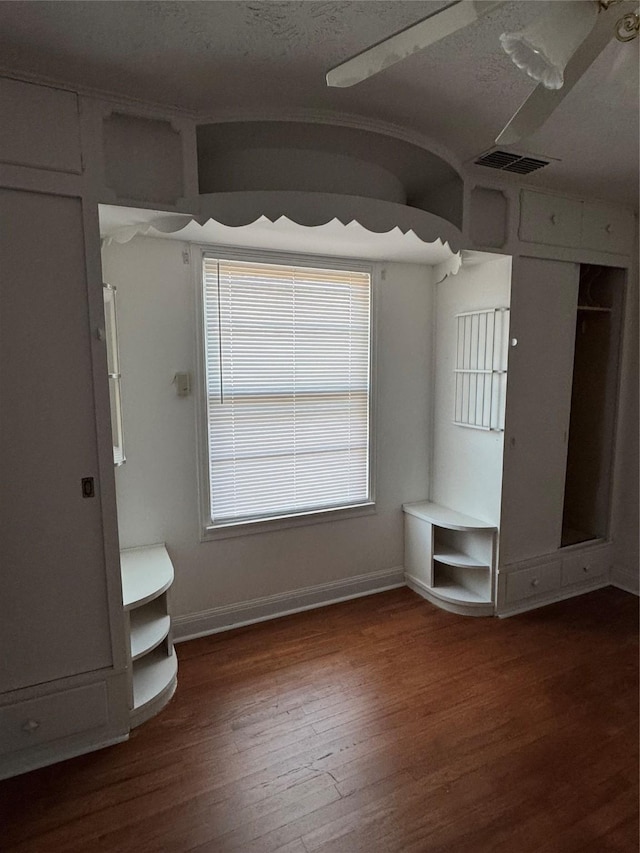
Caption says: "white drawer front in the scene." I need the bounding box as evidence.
[581,203,634,255]
[562,547,612,587]
[519,190,582,248]
[0,682,108,755]
[505,560,562,604]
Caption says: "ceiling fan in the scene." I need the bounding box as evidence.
[326,0,640,145]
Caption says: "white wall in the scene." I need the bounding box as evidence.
[101,236,434,621]
[431,257,512,524]
[611,226,639,592]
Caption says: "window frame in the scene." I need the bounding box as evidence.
[193,243,378,541]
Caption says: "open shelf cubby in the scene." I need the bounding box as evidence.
[120,544,177,727]
[403,501,497,616]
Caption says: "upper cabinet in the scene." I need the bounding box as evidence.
[78,98,199,211]
[580,202,636,255]
[90,104,198,210]
[101,112,188,207]
[519,189,635,255]
[519,190,582,248]
[0,78,82,174]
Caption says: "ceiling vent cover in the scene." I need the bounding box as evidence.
[474,149,550,175]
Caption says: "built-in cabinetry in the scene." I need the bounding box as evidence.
[405,186,633,618]
[120,545,177,728]
[501,543,614,615]
[0,179,129,779]
[519,189,635,256]
[404,255,510,617]
[404,502,496,616]
[1,75,188,780]
[1,72,635,779]
[498,252,626,614]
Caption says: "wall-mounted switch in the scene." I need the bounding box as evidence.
[174,371,191,397]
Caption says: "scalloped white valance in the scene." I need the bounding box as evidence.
[99,191,464,278]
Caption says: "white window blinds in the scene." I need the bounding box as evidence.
[202,256,372,525]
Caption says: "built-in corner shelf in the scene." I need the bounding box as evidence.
[120,544,177,728]
[403,501,497,617]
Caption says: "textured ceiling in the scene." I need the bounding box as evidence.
[0,1,637,208]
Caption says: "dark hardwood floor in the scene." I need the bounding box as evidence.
[1,586,638,852]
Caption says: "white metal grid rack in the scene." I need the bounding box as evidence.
[454,307,509,431]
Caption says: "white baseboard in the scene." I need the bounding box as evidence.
[610,565,639,595]
[173,566,406,642]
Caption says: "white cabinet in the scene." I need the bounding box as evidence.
[581,203,635,255]
[561,545,612,587]
[519,190,635,255]
[0,189,116,690]
[403,502,496,616]
[519,190,582,248]
[504,559,562,606]
[0,684,108,756]
[498,543,613,615]
[120,545,177,728]
[0,186,129,779]
[500,257,579,565]
[502,257,625,565]
[0,78,82,173]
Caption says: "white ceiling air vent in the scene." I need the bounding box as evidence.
[474,149,551,175]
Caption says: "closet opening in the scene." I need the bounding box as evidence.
[561,264,625,548]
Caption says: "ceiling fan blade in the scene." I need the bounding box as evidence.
[326,0,506,88]
[495,9,616,145]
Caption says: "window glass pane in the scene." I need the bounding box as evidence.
[202,256,371,524]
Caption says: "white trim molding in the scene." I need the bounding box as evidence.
[172,566,405,642]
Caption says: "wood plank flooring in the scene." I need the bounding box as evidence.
[1,586,638,852]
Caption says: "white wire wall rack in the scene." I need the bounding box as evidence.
[454,307,509,431]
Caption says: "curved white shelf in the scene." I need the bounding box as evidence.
[132,647,178,725]
[406,574,494,618]
[433,549,490,570]
[403,501,495,532]
[428,583,491,606]
[403,501,497,617]
[130,605,171,661]
[120,544,174,610]
[120,543,177,728]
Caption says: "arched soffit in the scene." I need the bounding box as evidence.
[196,120,464,233]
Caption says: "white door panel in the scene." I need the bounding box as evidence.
[500,257,579,564]
[0,188,113,691]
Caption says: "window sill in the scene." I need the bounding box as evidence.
[201,502,376,541]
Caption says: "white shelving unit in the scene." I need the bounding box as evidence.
[403,501,497,617]
[120,544,177,728]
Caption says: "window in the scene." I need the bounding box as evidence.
[199,251,373,532]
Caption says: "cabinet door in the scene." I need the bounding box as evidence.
[519,190,582,248]
[500,257,579,564]
[0,188,113,691]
